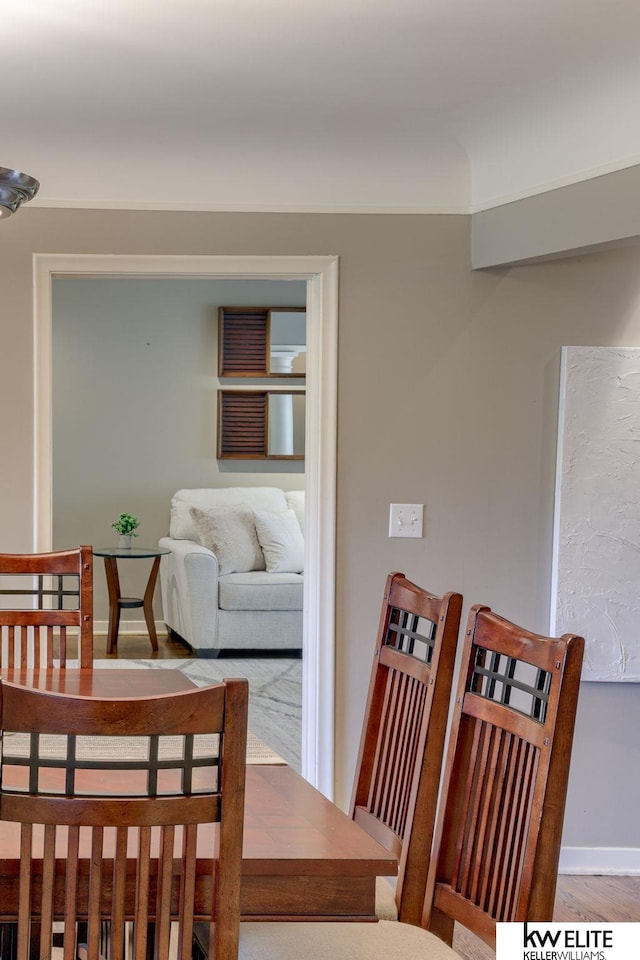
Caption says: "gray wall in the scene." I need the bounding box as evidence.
[1,207,639,856]
[472,164,640,268]
[51,277,306,626]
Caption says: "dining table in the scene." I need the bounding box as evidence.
[0,667,397,923]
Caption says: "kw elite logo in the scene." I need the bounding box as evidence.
[496,922,638,960]
[523,922,611,960]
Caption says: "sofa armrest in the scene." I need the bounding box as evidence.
[159,536,221,652]
[160,536,219,570]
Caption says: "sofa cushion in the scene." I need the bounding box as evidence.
[170,487,289,541]
[218,572,304,611]
[253,508,304,574]
[285,490,305,532]
[190,504,265,575]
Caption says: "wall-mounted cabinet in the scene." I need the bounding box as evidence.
[218,306,306,377]
[217,306,306,460]
[217,390,305,460]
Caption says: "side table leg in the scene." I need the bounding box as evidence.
[104,557,121,654]
[142,556,161,652]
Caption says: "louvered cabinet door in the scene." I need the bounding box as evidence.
[217,390,268,458]
[218,307,269,376]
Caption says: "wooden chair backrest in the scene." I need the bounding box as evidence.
[425,604,584,949]
[0,546,93,667]
[349,572,463,924]
[0,677,248,960]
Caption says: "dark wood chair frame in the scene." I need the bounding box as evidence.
[0,677,248,960]
[424,604,584,949]
[349,572,463,925]
[0,546,94,668]
[192,599,584,960]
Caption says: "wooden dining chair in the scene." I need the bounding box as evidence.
[424,604,584,949]
[213,604,583,960]
[0,677,248,960]
[0,546,93,668]
[349,572,463,924]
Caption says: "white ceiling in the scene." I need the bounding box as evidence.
[5,0,640,213]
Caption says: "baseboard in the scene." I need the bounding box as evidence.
[194,647,303,659]
[559,846,640,875]
[92,620,168,637]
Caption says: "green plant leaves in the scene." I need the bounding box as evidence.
[111,512,140,535]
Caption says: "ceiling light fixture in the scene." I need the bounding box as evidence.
[0,167,40,219]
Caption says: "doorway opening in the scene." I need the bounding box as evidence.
[33,253,338,798]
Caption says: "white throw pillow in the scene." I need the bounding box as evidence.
[285,489,305,533]
[253,508,305,574]
[190,505,265,575]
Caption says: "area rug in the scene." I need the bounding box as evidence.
[91,657,302,771]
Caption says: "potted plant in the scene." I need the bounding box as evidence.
[112,512,140,549]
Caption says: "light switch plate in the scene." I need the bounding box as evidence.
[389,503,424,538]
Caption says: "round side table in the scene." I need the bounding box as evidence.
[93,546,171,654]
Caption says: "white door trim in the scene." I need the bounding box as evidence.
[33,253,338,798]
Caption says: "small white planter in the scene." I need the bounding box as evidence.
[118,534,133,549]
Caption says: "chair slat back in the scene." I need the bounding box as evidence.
[0,546,93,668]
[0,678,248,960]
[425,604,584,949]
[350,572,463,924]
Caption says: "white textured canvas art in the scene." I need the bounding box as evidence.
[551,346,640,681]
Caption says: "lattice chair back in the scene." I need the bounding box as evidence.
[0,546,93,667]
[424,604,584,949]
[0,678,248,960]
[349,572,463,924]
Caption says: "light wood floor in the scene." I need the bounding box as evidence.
[96,630,194,660]
[106,634,640,957]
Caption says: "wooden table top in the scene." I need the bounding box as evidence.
[0,667,397,920]
[242,764,396,876]
[0,666,194,697]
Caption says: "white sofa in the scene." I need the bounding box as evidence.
[159,487,304,657]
